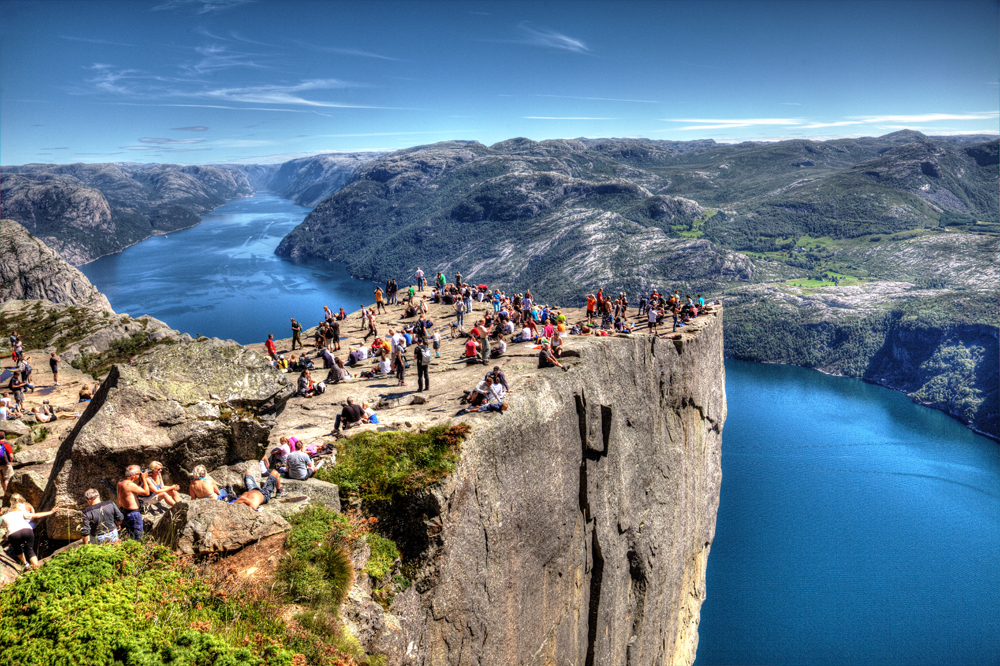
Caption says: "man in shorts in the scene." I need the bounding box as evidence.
[234,465,284,512]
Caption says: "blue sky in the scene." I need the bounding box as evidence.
[2,0,997,165]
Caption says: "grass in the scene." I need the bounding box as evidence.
[315,424,471,502]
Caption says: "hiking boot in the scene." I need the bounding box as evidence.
[277,489,288,498]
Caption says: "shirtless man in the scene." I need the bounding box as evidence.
[233,465,284,512]
[117,465,170,540]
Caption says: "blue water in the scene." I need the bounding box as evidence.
[80,192,376,344]
[696,360,1000,666]
[80,193,1000,664]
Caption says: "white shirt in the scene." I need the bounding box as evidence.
[391,333,405,351]
[1,507,32,533]
[356,347,369,360]
[648,309,658,323]
[497,339,507,354]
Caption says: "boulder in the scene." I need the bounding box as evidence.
[6,469,47,507]
[151,499,290,555]
[38,338,294,539]
[0,420,30,437]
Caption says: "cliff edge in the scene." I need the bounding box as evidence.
[375,311,725,665]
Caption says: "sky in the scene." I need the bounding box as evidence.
[1,0,997,165]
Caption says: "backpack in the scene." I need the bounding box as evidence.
[418,346,432,364]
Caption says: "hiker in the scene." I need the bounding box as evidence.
[234,464,285,512]
[117,465,171,540]
[286,439,323,480]
[538,343,566,370]
[416,338,432,392]
[455,298,466,326]
[189,465,225,500]
[328,317,342,351]
[475,320,491,365]
[1,494,61,569]
[415,267,425,291]
[375,286,387,314]
[392,341,406,386]
[80,488,124,544]
[265,334,278,362]
[334,396,365,432]
[327,356,350,384]
[0,431,13,493]
[49,352,60,386]
[18,356,34,392]
[146,462,182,507]
[8,371,26,411]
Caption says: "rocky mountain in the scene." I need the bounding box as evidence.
[266,152,383,206]
[0,219,112,312]
[1,163,255,264]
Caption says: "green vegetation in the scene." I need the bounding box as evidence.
[0,540,296,666]
[71,331,171,380]
[316,424,471,502]
[363,534,400,581]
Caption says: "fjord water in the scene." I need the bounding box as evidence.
[81,193,999,664]
[696,360,1000,666]
[80,192,375,344]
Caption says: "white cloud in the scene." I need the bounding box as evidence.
[138,137,206,144]
[519,24,589,53]
[525,116,618,120]
[535,94,658,104]
[172,126,209,131]
[152,0,254,15]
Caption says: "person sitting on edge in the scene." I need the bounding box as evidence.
[117,465,170,540]
[334,396,365,432]
[234,464,285,512]
[286,439,323,480]
[538,343,566,370]
[189,464,224,500]
[145,461,182,507]
[81,488,124,544]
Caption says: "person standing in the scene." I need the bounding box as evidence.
[49,352,60,386]
[455,271,463,289]
[265,334,278,362]
[375,286,387,313]
[476,320,491,366]
[8,371,26,412]
[415,267,425,291]
[416,339,431,392]
[329,317,342,351]
[290,318,303,350]
[455,298,466,326]
[80,488,124,545]
[117,465,168,540]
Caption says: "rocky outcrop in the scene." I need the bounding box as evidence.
[1,163,255,265]
[151,499,290,555]
[371,310,725,665]
[1,219,113,311]
[267,152,382,206]
[38,338,294,539]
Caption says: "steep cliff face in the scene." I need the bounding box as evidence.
[267,152,382,206]
[382,311,725,665]
[0,219,113,312]
[1,163,255,264]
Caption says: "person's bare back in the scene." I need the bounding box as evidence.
[117,475,144,511]
[189,477,219,499]
[234,490,265,511]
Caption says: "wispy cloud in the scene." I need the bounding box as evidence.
[857,112,999,123]
[519,23,589,53]
[182,44,271,75]
[152,0,254,15]
[525,116,618,120]
[139,137,206,144]
[535,94,657,104]
[663,117,803,131]
[292,40,399,61]
[61,36,135,47]
[172,126,209,131]
[201,80,378,108]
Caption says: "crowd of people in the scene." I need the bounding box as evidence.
[1,266,712,570]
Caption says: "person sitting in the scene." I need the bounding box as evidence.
[334,396,365,432]
[79,383,99,402]
[550,332,564,358]
[234,464,284,512]
[378,351,392,375]
[327,357,349,384]
[32,406,55,423]
[464,336,479,363]
[463,376,504,409]
[320,348,335,369]
[492,333,507,358]
[80,488,124,544]
[276,355,289,371]
[538,343,566,370]
[145,461,182,507]
[362,401,379,424]
[513,324,535,343]
[189,464,225,500]
[261,446,287,477]
[297,369,317,398]
[286,439,323,480]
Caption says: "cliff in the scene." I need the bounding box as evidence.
[0,219,113,312]
[1,163,255,264]
[376,314,725,665]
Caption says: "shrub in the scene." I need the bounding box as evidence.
[316,424,471,501]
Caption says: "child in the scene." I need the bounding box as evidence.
[432,330,441,357]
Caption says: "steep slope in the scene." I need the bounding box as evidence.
[276,139,752,300]
[267,152,382,206]
[0,219,113,311]
[1,163,255,264]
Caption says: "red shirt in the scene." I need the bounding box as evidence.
[465,339,479,357]
[265,339,276,355]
